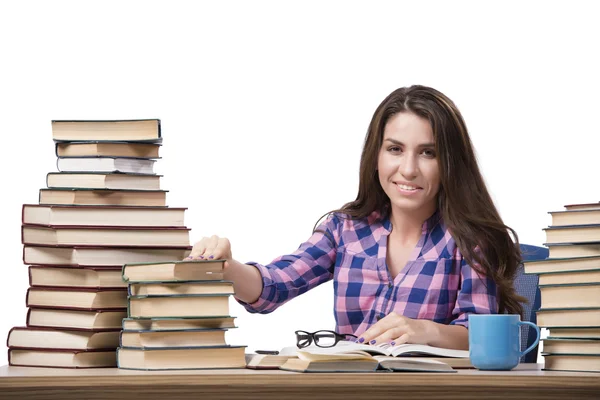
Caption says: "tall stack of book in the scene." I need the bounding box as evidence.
[524,201,600,373]
[116,260,246,370]
[7,119,193,368]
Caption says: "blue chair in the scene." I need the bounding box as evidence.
[515,244,549,363]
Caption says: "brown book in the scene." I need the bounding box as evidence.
[539,284,600,308]
[547,243,600,259]
[120,328,228,348]
[279,350,456,373]
[543,354,600,372]
[245,353,299,370]
[547,327,600,339]
[46,173,161,191]
[128,294,230,318]
[128,281,233,296]
[56,141,161,158]
[56,158,156,174]
[538,269,600,286]
[26,287,128,310]
[524,256,600,275]
[9,348,117,368]
[117,346,246,370]
[39,188,167,207]
[550,209,600,226]
[23,204,186,228]
[564,202,600,211]
[52,119,161,142]
[22,225,190,247]
[23,245,192,267]
[122,260,224,282]
[27,308,127,330]
[536,307,600,327]
[7,327,120,350]
[29,266,126,288]
[545,224,600,244]
[542,338,600,355]
[122,316,236,331]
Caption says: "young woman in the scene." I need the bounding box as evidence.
[187,85,525,350]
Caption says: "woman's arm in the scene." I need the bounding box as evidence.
[358,256,497,350]
[187,214,340,313]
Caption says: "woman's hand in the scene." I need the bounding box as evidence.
[186,235,233,265]
[357,312,438,346]
[184,235,264,304]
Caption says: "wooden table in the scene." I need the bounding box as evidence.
[0,364,599,400]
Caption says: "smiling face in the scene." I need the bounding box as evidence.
[377,112,441,219]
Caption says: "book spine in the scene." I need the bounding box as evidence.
[6,327,16,348]
[28,266,33,286]
[25,288,31,307]
[25,308,32,326]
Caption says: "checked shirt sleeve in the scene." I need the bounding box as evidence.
[449,257,498,328]
[236,214,340,314]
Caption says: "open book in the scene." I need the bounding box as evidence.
[277,342,470,372]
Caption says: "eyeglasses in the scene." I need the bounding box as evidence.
[295,330,358,349]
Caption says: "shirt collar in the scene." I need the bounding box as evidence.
[378,208,442,234]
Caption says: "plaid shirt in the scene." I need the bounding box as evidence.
[238,210,498,336]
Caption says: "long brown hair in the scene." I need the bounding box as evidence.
[322,85,524,316]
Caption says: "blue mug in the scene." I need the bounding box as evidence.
[468,314,540,371]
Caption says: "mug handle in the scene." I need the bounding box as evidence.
[518,321,541,357]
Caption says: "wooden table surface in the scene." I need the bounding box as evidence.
[1,364,599,400]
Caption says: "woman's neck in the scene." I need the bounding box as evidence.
[389,206,436,245]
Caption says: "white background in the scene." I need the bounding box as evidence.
[0,0,598,364]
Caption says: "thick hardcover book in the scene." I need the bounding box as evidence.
[29,265,126,289]
[121,316,237,331]
[52,119,162,143]
[539,283,600,309]
[546,242,600,259]
[21,225,190,248]
[46,172,162,191]
[127,294,230,318]
[23,204,187,228]
[7,326,120,350]
[117,346,247,370]
[56,141,161,158]
[26,287,128,310]
[523,255,600,275]
[8,348,117,368]
[542,354,600,372]
[537,268,600,286]
[536,307,600,328]
[23,245,192,267]
[39,188,168,207]
[545,224,600,244]
[27,308,127,331]
[127,281,234,296]
[119,328,229,348]
[122,260,225,283]
[56,157,157,174]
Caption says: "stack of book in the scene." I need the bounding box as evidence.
[7,119,193,368]
[524,201,600,373]
[117,260,246,370]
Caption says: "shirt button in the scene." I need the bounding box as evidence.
[388,282,392,288]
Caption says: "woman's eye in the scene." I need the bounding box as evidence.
[422,149,436,158]
[388,146,401,153]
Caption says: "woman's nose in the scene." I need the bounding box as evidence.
[398,153,418,179]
